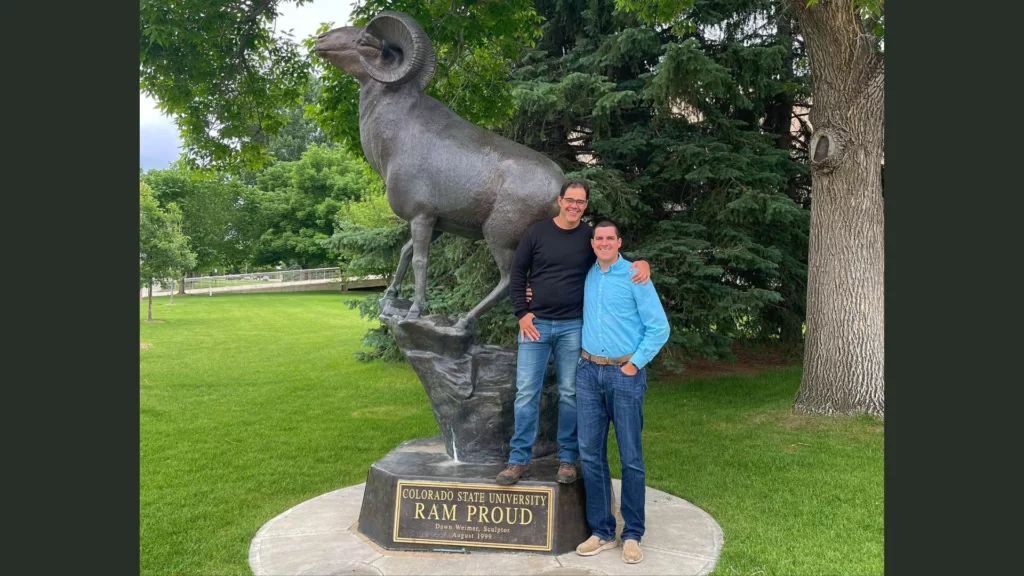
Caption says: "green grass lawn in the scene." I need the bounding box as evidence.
[140,292,882,575]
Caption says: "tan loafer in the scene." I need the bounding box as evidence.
[575,535,618,556]
[622,539,643,563]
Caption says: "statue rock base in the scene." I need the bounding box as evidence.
[379,298,559,463]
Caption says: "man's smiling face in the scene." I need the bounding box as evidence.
[558,185,588,224]
[591,225,622,263]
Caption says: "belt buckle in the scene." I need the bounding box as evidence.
[584,351,620,365]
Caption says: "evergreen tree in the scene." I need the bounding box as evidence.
[622,0,885,414]
[502,0,810,364]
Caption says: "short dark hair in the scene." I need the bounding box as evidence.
[560,179,589,199]
[592,219,620,238]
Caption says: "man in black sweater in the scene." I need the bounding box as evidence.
[496,180,650,485]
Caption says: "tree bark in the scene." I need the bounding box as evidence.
[791,0,884,417]
[148,281,154,322]
[178,274,187,295]
[170,280,175,305]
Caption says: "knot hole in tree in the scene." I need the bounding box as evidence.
[810,128,845,173]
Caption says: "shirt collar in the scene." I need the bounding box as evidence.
[594,253,628,273]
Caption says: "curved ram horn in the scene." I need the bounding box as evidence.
[360,11,436,90]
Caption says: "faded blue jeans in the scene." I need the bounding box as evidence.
[508,317,582,465]
[576,356,647,542]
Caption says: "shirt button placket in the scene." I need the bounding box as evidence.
[599,275,602,351]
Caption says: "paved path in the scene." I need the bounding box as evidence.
[250,480,723,576]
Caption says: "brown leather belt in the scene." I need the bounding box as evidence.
[581,351,633,365]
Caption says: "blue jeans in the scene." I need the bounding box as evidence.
[508,317,582,465]
[576,356,647,542]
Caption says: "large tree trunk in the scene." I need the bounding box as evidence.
[791,0,884,417]
[147,281,154,322]
[178,274,187,295]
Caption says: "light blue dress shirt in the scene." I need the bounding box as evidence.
[582,254,670,369]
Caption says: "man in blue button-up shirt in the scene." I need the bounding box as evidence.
[574,220,670,565]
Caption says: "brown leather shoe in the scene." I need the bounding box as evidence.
[556,461,578,484]
[496,463,529,485]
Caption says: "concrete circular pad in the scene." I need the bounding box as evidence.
[250,480,723,575]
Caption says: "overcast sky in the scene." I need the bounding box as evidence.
[139,2,352,170]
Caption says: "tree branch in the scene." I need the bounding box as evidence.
[235,0,277,63]
[242,0,275,25]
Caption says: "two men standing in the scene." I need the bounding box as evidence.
[498,180,650,487]
[498,179,670,564]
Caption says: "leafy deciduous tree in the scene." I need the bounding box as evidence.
[249,143,376,268]
[140,182,196,321]
[143,168,252,278]
[140,0,316,173]
[789,0,884,417]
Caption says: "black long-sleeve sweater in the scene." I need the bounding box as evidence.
[509,219,597,320]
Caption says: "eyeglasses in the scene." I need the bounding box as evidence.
[561,197,588,207]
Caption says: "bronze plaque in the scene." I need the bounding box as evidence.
[393,479,554,551]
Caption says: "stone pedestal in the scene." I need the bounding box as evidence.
[357,437,590,555]
[363,300,587,554]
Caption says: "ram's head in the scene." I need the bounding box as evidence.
[314,11,436,90]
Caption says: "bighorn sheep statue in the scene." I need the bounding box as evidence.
[315,11,564,329]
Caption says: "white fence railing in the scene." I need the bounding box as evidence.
[142,268,390,298]
[181,267,342,292]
